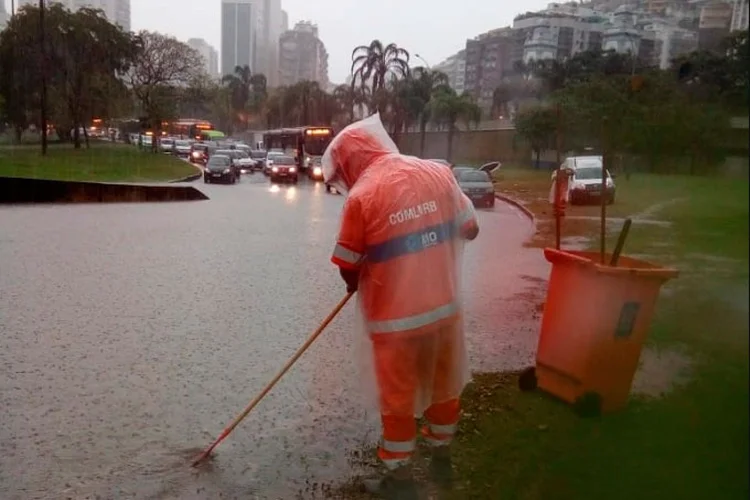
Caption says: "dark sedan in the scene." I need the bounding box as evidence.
[269,155,298,183]
[203,155,238,184]
[250,149,267,172]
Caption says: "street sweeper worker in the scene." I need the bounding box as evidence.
[322,113,479,498]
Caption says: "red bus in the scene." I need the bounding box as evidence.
[262,126,335,169]
[167,119,215,139]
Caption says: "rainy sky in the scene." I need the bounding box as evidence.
[6,0,555,83]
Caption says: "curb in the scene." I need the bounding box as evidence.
[168,162,204,184]
[495,192,535,223]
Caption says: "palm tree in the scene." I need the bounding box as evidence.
[351,40,410,111]
[409,67,449,156]
[429,88,481,161]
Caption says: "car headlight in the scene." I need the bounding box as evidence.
[572,182,585,190]
[223,168,231,174]
[313,166,322,176]
[305,157,311,165]
[289,167,297,173]
[272,166,278,172]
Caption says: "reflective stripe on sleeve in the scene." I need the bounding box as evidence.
[382,439,416,453]
[429,423,458,435]
[332,244,363,266]
[369,302,459,334]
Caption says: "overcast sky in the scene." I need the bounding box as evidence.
[4,0,552,83]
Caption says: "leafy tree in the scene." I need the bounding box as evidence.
[124,31,203,152]
[514,106,557,169]
[429,87,481,161]
[333,84,368,124]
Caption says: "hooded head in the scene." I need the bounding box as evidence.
[321,113,399,195]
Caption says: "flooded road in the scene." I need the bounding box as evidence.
[0,174,548,499]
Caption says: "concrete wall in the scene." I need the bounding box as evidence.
[0,177,209,204]
[396,129,531,164]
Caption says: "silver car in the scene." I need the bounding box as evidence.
[456,169,495,208]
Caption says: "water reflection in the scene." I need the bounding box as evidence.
[285,186,297,202]
[269,184,280,194]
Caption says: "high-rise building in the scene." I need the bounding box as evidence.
[434,50,467,95]
[463,28,515,115]
[188,38,219,79]
[278,21,329,87]
[280,9,288,32]
[221,0,255,77]
[18,0,130,31]
[730,0,749,30]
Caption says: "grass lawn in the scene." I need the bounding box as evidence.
[0,142,197,182]
[330,168,749,499]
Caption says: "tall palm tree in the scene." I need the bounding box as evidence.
[429,87,481,161]
[351,40,410,111]
[410,67,449,156]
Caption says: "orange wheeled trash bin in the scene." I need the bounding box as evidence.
[519,248,679,416]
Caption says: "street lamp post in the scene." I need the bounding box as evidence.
[414,53,431,69]
[39,0,48,155]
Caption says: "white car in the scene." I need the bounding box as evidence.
[551,156,615,205]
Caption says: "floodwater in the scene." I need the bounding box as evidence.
[0,174,548,499]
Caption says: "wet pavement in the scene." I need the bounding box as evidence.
[0,173,549,499]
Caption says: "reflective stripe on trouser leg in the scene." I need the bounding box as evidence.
[422,398,460,447]
[378,414,417,470]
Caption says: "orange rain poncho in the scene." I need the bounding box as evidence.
[322,113,479,470]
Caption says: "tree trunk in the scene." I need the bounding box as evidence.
[73,125,81,150]
[447,124,455,161]
[535,149,540,169]
[419,116,427,157]
[14,125,22,143]
[83,125,90,149]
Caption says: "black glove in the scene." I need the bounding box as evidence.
[339,267,360,293]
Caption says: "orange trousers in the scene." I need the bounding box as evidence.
[371,322,462,470]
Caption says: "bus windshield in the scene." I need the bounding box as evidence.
[303,135,332,156]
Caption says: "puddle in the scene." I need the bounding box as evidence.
[631,346,693,399]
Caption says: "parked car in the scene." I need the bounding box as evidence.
[203,154,238,184]
[552,156,615,205]
[265,151,285,175]
[451,165,475,179]
[308,157,324,181]
[456,169,495,208]
[249,149,267,172]
[269,155,298,183]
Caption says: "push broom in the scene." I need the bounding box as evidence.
[191,291,355,467]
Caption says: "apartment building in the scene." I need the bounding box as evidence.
[278,21,329,87]
[433,50,466,95]
[188,38,219,79]
[463,28,515,115]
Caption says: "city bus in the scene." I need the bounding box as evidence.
[262,126,335,170]
[167,119,215,139]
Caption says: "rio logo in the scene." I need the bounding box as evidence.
[421,231,439,248]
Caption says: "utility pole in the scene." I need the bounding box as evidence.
[39,0,48,155]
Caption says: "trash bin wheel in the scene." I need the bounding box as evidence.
[573,391,602,418]
[518,367,538,392]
